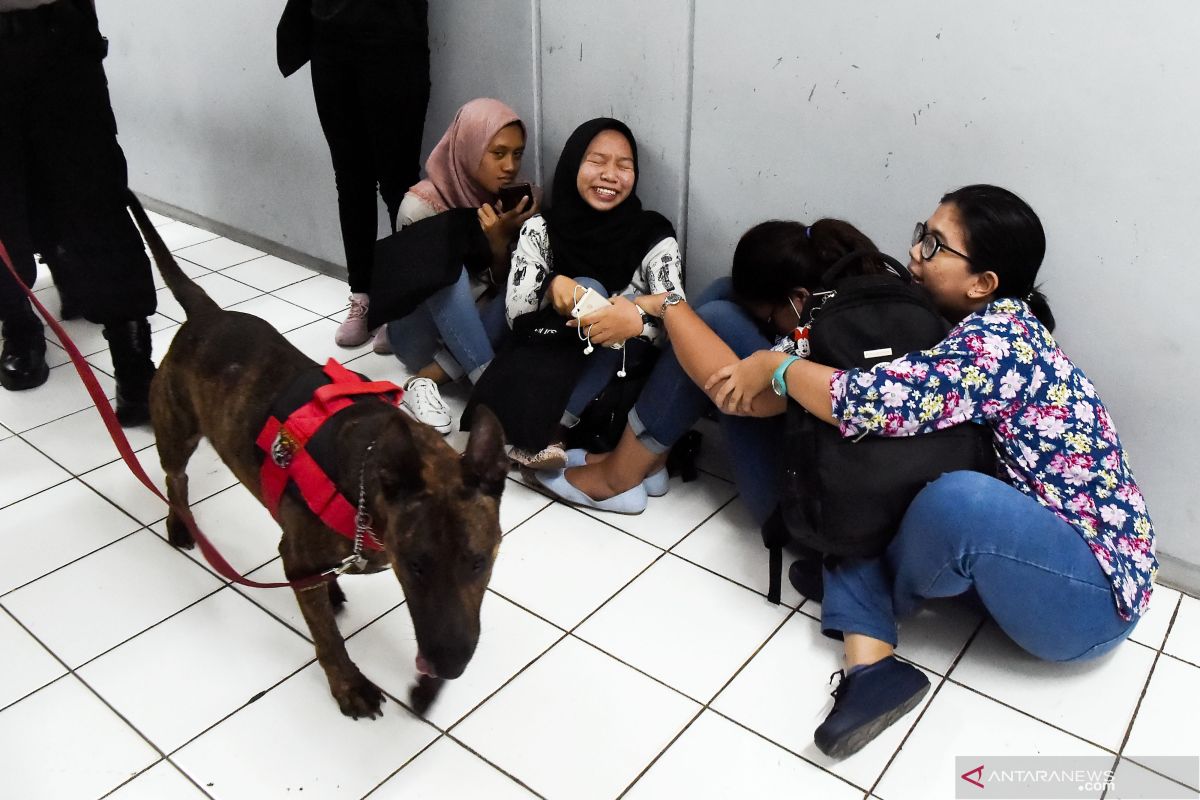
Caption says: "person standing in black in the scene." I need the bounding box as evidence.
[0,0,157,426]
[279,0,431,347]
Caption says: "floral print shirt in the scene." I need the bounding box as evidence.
[830,298,1156,620]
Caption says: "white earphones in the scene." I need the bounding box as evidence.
[573,285,628,376]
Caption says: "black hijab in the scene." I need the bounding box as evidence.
[545,118,675,294]
[463,119,675,451]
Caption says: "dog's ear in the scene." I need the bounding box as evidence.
[374,415,424,497]
[462,405,508,496]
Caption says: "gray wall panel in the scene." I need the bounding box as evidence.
[690,0,1199,571]
[423,0,541,185]
[103,1,339,262]
[103,1,539,269]
[538,0,691,237]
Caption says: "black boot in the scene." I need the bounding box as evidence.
[0,308,49,391]
[103,319,155,427]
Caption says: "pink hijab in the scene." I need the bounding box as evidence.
[408,98,524,213]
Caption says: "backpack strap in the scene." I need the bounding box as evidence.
[760,506,791,605]
[820,250,910,287]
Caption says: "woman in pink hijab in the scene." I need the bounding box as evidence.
[359,98,539,432]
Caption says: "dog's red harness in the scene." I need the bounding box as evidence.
[256,359,403,549]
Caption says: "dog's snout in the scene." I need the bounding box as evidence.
[425,643,475,680]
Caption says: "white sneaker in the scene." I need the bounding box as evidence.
[401,377,453,434]
[335,294,371,347]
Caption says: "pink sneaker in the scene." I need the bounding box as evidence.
[335,295,371,347]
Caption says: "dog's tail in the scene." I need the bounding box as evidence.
[126,191,220,319]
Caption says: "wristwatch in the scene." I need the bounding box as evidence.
[771,355,802,397]
[659,292,685,318]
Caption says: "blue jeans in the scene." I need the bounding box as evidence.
[821,471,1137,662]
[628,277,784,524]
[386,268,507,383]
[562,277,630,424]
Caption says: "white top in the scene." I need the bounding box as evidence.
[396,192,439,228]
[504,215,685,346]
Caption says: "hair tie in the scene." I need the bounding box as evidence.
[1024,290,1035,303]
[804,226,812,239]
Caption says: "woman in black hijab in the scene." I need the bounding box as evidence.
[465,118,684,471]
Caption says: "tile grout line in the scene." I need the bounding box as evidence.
[865,617,988,796]
[1105,597,1199,796]
[0,605,218,800]
[613,605,873,800]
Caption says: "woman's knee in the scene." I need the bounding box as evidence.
[692,276,735,307]
[893,471,1009,556]
[574,276,607,294]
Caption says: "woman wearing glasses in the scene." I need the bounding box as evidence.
[709,184,1156,759]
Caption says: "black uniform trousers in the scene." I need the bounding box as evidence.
[0,0,156,330]
[309,0,430,295]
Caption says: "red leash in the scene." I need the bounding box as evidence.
[1,239,336,590]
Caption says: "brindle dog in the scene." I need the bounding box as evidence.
[128,196,507,718]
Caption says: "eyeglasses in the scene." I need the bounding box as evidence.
[912,221,971,262]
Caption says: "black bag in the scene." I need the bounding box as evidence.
[764,251,995,603]
[276,0,312,78]
[563,338,658,453]
[365,209,491,330]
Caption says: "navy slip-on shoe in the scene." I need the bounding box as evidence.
[814,656,930,759]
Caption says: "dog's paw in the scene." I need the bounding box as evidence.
[332,674,386,719]
[166,516,195,549]
[408,674,445,717]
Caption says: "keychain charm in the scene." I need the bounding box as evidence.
[792,325,811,359]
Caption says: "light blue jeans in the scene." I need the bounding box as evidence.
[821,471,1138,662]
[386,267,507,383]
[627,277,784,524]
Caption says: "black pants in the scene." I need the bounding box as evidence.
[310,7,430,294]
[0,0,156,329]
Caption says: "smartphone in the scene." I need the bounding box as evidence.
[497,182,533,212]
[571,287,611,319]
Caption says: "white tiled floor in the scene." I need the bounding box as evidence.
[1,216,1197,800]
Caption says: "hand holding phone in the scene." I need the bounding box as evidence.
[497,182,533,213]
[570,287,611,320]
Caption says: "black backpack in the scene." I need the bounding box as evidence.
[763,251,995,603]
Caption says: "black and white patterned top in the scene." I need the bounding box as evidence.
[504,215,685,347]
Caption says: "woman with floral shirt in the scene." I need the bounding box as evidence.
[709,184,1156,760]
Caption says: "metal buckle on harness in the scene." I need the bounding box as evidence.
[328,553,368,576]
